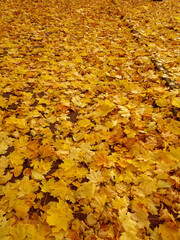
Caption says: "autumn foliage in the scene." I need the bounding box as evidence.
[0,0,180,239]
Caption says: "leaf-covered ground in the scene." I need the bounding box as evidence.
[0,0,180,239]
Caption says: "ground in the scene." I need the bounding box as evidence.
[0,0,180,239]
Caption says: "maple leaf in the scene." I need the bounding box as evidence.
[85,73,99,84]
[67,230,80,240]
[50,179,69,199]
[46,200,73,232]
[9,222,26,240]
[0,97,7,109]
[169,146,180,162]
[72,95,86,107]
[97,99,116,117]
[158,223,179,240]
[91,193,107,212]
[0,141,9,155]
[0,210,7,228]
[39,144,56,159]
[24,224,45,240]
[119,212,140,240]
[17,176,39,197]
[77,118,93,129]
[172,97,180,108]
[87,170,104,183]
[94,151,108,167]
[61,158,75,171]
[9,151,25,166]
[14,199,30,218]
[0,132,13,154]
[5,117,29,132]
[75,182,95,200]
[9,222,45,240]
[120,232,141,240]
[131,204,150,229]
[112,196,129,209]
[156,97,168,107]
[31,170,45,180]
[138,175,157,195]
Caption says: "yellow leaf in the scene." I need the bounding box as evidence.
[25,224,45,240]
[31,170,45,180]
[0,97,7,108]
[94,151,108,167]
[46,200,73,232]
[0,210,7,228]
[9,151,24,165]
[85,73,99,84]
[0,171,13,185]
[0,132,13,154]
[61,158,75,171]
[18,177,39,197]
[112,196,129,209]
[0,226,10,240]
[169,147,180,162]
[151,227,161,240]
[157,180,171,189]
[172,97,180,108]
[63,28,68,33]
[0,141,8,155]
[131,204,150,228]
[74,56,83,63]
[156,97,167,107]
[5,117,28,130]
[124,127,136,138]
[75,182,95,200]
[72,95,86,107]
[50,179,68,199]
[98,99,115,117]
[174,16,180,21]
[119,212,139,240]
[77,118,92,128]
[13,165,23,177]
[158,223,179,240]
[139,177,157,195]
[41,179,51,193]
[14,199,30,218]
[120,232,140,240]
[9,222,46,240]
[9,222,26,240]
[91,193,107,212]
[87,170,104,183]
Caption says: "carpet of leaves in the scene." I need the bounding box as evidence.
[0,0,180,239]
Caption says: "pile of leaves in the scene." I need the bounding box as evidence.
[0,0,179,239]
[115,0,180,85]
